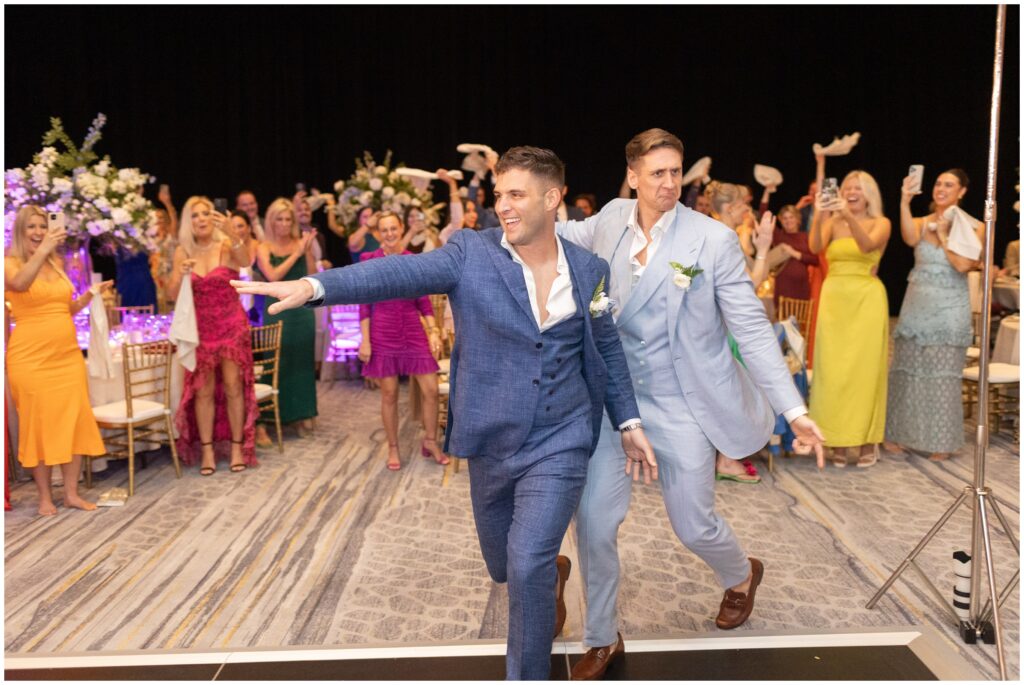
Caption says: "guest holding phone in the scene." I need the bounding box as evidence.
[808,170,891,467]
[170,196,259,474]
[5,206,112,514]
[884,168,980,461]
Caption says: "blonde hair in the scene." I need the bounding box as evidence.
[625,128,684,168]
[704,181,744,216]
[264,198,299,240]
[178,196,226,256]
[8,205,73,287]
[842,170,885,219]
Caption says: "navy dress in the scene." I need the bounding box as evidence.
[114,248,157,308]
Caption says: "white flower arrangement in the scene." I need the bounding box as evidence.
[3,114,158,253]
[329,151,440,231]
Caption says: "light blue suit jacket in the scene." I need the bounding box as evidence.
[309,228,640,458]
[558,199,803,457]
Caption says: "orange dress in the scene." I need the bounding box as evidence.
[5,269,105,467]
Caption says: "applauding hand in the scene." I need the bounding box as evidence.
[230,278,315,315]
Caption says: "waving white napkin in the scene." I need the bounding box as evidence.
[395,167,464,194]
[169,276,199,372]
[754,164,783,188]
[681,156,712,186]
[87,297,116,379]
[944,206,983,260]
[812,132,861,156]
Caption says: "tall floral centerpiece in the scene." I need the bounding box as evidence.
[331,151,442,229]
[4,114,159,293]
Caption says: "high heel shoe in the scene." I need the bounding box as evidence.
[421,438,450,466]
[856,444,880,468]
[229,440,247,473]
[199,441,216,476]
[386,444,401,471]
[831,448,848,468]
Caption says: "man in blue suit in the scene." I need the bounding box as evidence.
[233,146,656,680]
[557,129,826,680]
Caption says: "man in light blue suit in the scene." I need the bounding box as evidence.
[233,147,656,680]
[557,129,825,680]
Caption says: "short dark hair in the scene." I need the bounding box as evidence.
[942,168,970,191]
[572,193,597,210]
[625,128,684,168]
[495,146,565,189]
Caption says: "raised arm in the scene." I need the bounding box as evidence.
[158,185,178,238]
[898,174,923,247]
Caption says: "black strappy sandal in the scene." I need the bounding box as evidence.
[199,441,216,476]
[229,440,248,473]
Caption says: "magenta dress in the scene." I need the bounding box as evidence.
[360,249,440,378]
[175,266,259,466]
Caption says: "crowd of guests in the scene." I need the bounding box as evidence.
[4,144,1014,515]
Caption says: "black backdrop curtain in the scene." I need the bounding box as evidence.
[5,4,1020,310]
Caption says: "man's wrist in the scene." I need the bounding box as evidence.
[301,276,323,302]
[783,406,808,423]
[619,419,642,432]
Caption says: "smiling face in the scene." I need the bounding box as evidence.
[236,192,258,219]
[22,212,48,258]
[358,206,373,227]
[464,201,479,228]
[840,175,867,214]
[190,200,215,240]
[230,215,249,238]
[779,208,801,233]
[406,208,426,233]
[493,167,560,247]
[296,199,312,226]
[627,147,683,216]
[271,208,294,238]
[377,214,404,251]
[932,172,966,210]
[694,194,712,216]
[574,197,595,217]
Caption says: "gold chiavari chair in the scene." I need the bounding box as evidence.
[777,296,814,337]
[251,321,284,453]
[109,304,155,327]
[88,340,181,495]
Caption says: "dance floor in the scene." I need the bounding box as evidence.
[4,377,1019,680]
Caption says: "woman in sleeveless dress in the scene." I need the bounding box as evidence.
[255,198,319,440]
[885,169,980,460]
[5,206,111,515]
[357,211,446,471]
[808,170,892,467]
[169,196,258,475]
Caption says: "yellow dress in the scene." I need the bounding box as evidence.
[6,270,105,467]
[808,237,889,446]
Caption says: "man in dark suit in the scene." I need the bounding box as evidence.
[233,147,656,680]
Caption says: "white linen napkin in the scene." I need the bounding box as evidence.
[169,276,199,371]
[944,206,983,261]
[87,297,116,379]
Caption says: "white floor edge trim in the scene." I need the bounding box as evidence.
[4,628,924,669]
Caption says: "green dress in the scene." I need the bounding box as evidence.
[262,253,318,424]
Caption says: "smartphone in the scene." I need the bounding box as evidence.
[295,182,307,193]
[821,177,838,203]
[47,211,65,232]
[159,183,170,194]
[213,197,229,214]
[908,165,925,194]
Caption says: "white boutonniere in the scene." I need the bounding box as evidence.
[589,275,616,318]
[670,262,704,291]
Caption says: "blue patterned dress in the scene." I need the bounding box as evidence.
[885,241,972,453]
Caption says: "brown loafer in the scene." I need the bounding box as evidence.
[571,632,624,680]
[715,557,764,630]
[554,555,571,638]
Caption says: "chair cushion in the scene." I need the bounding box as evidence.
[966,347,981,360]
[92,399,169,424]
[438,382,450,395]
[254,383,278,400]
[962,363,1020,383]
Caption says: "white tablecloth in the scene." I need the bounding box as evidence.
[992,314,1020,365]
[993,278,1020,311]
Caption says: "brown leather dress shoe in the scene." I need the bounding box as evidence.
[571,632,624,680]
[554,555,571,638]
[715,557,764,630]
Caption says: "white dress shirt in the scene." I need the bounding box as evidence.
[500,233,576,331]
[627,204,676,285]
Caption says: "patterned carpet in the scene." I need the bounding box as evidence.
[4,377,1019,679]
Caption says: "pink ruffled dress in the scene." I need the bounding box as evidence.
[360,249,440,378]
[175,266,258,466]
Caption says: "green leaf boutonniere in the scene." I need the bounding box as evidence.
[669,262,703,291]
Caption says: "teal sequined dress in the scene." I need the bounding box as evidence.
[885,241,972,453]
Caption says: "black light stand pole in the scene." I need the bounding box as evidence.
[865,5,1016,681]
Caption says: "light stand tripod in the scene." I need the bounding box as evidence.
[865,5,1018,681]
